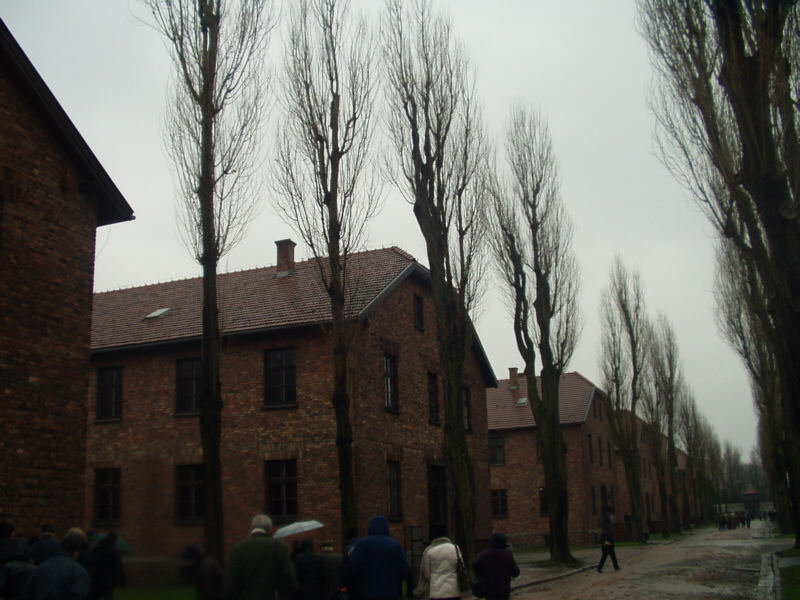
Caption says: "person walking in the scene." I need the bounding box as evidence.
[30,524,60,566]
[225,514,296,600]
[413,525,463,600]
[472,533,519,600]
[292,538,325,600]
[92,533,126,600]
[23,529,90,600]
[349,516,412,600]
[0,539,34,600]
[597,528,620,573]
[319,541,343,600]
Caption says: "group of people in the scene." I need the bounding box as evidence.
[223,514,521,600]
[0,522,125,600]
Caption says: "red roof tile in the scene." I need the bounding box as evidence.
[91,246,417,351]
[486,371,599,430]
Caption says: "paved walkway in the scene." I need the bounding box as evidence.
[467,520,779,599]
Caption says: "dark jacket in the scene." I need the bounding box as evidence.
[225,532,296,600]
[91,535,126,599]
[349,517,411,600]
[472,545,519,600]
[600,530,615,547]
[320,549,343,600]
[292,541,325,600]
[30,536,60,567]
[24,552,90,600]
[0,559,35,600]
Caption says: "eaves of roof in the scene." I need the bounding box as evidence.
[0,19,134,226]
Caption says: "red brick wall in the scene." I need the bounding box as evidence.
[86,275,492,562]
[489,390,623,547]
[0,53,97,539]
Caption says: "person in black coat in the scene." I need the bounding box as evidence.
[92,533,126,600]
[597,528,619,573]
[292,538,326,600]
[30,525,60,566]
[472,533,519,600]
[0,539,35,600]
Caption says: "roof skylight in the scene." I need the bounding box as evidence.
[144,307,171,320]
[515,397,529,407]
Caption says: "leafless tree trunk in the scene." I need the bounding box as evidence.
[645,315,684,534]
[382,0,489,561]
[146,0,273,563]
[489,106,580,564]
[272,0,380,544]
[599,258,649,542]
[638,0,800,545]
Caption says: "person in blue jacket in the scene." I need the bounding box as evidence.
[349,516,411,600]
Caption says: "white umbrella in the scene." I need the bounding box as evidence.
[273,520,324,539]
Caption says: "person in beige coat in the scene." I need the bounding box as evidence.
[413,526,463,600]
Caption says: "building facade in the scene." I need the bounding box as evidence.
[486,369,682,546]
[87,242,496,565]
[0,19,133,536]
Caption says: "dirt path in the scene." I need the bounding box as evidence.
[511,523,786,600]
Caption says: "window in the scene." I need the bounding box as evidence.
[94,468,120,524]
[176,358,202,414]
[460,387,471,432]
[413,294,424,331]
[387,461,402,520]
[176,465,205,522]
[607,441,612,468]
[539,487,549,518]
[265,460,297,523]
[591,485,597,515]
[265,348,296,406]
[384,354,398,412]
[598,437,603,466]
[588,434,593,464]
[427,372,439,425]
[489,435,505,465]
[97,367,123,420]
[491,490,508,518]
[428,465,447,534]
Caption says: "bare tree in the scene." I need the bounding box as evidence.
[272,0,380,543]
[714,238,792,530]
[145,0,273,562]
[382,0,489,560]
[489,105,580,564]
[646,315,684,534]
[599,258,650,542]
[638,0,800,544]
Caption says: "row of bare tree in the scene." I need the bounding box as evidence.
[139,0,791,567]
[638,0,800,546]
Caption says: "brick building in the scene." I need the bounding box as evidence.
[87,241,496,564]
[0,19,133,535]
[486,369,674,546]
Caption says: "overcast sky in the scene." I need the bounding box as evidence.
[2,1,757,459]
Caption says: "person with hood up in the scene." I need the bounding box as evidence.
[349,516,411,600]
[472,533,519,600]
[413,525,463,600]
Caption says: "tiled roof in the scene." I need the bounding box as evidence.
[486,371,598,430]
[91,246,418,351]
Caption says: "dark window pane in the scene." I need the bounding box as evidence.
[97,367,122,420]
[265,349,297,406]
[176,358,201,413]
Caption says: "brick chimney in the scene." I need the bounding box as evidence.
[275,239,296,277]
[508,367,519,389]
[508,367,520,403]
